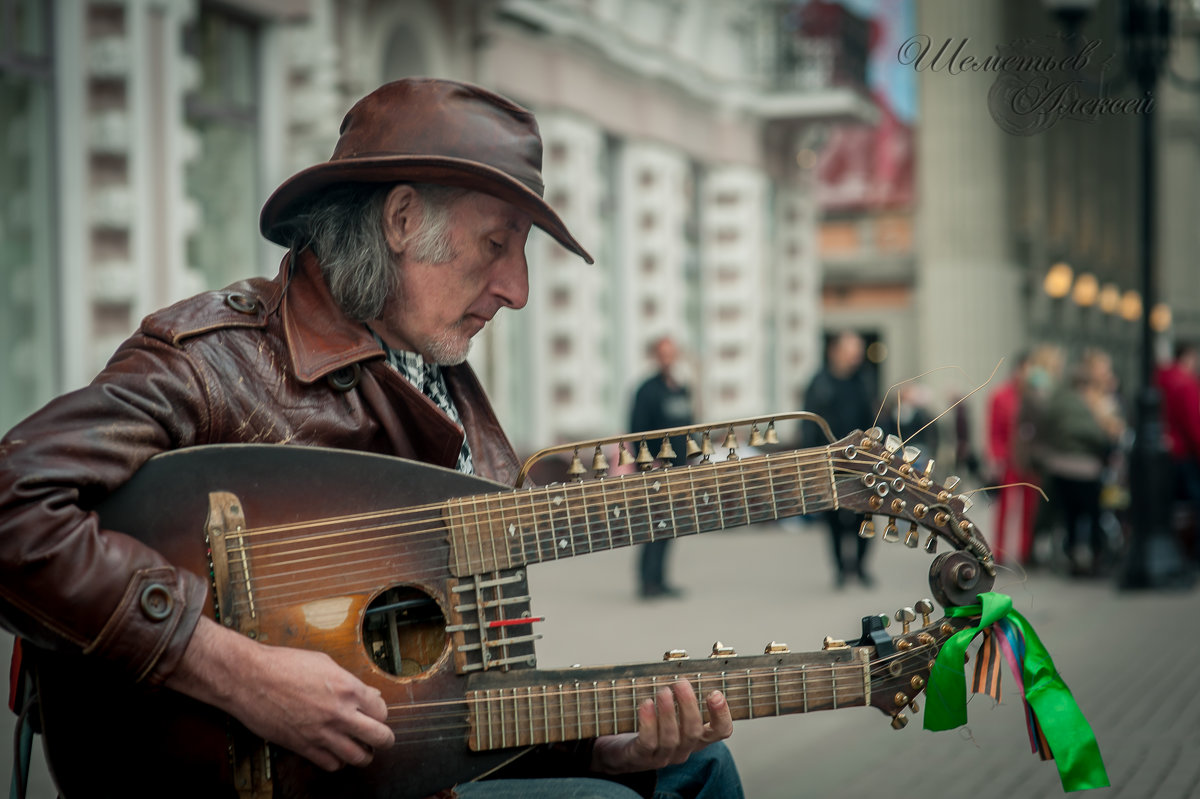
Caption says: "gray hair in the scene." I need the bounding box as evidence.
[287,183,466,321]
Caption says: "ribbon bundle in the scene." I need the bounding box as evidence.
[923,591,1109,792]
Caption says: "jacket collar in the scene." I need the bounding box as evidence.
[280,249,385,383]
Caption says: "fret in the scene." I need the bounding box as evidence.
[763,454,780,521]
[746,670,754,719]
[525,687,535,746]
[797,454,810,515]
[831,663,839,709]
[471,496,487,572]
[737,463,753,526]
[485,689,495,750]
[541,685,550,746]
[599,479,616,553]
[610,680,619,735]
[558,683,567,745]
[641,473,656,544]
[485,496,501,570]
[802,665,808,713]
[499,687,510,748]
[574,682,584,741]
[825,447,839,510]
[772,667,781,716]
[591,681,600,739]
[663,473,679,539]
[450,499,471,575]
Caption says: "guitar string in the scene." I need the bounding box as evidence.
[374,649,942,740]
[218,449,852,545]
[218,476,900,613]
[215,453,952,610]
[218,463,955,611]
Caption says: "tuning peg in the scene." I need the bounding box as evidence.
[764,641,790,654]
[903,522,920,548]
[922,458,936,479]
[901,446,921,464]
[749,425,766,447]
[915,598,935,626]
[663,649,689,661]
[591,445,609,477]
[955,493,974,512]
[685,435,702,458]
[882,518,900,542]
[943,475,961,492]
[895,607,916,634]
[710,641,736,657]
[923,531,938,554]
[635,440,654,470]
[858,517,876,538]
[891,713,909,730]
[566,450,586,481]
[883,434,902,456]
[866,427,883,441]
[656,436,677,463]
[765,421,779,444]
[618,443,636,467]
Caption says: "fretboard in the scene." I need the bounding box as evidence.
[446,448,837,576]
[464,648,869,751]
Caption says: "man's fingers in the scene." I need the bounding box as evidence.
[704,690,734,739]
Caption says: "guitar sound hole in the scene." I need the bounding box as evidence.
[362,586,447,677]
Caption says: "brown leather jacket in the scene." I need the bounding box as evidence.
[0,249,521,684]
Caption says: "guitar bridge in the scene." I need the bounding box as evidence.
[206,491,259,637]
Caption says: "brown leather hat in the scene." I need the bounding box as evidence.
[259,78,593,264]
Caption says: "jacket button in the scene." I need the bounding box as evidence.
[327,363,362,392]
[140,583,175,621]
[226,293,258,314]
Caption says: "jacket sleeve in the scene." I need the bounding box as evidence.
[0,334,214,684]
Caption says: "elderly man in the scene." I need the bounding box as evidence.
[1,80,740,798]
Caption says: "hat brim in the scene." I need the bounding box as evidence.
[259,156,594,264]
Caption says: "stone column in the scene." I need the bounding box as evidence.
[913,0,1025,427]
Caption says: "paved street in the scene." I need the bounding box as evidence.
[5,517,1199,798]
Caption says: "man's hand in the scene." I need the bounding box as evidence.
[165,617,395,771]
[589,679,733,774]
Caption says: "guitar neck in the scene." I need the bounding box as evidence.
[445,447,838,575]
[464,647,869,751]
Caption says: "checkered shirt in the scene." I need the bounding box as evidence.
[377,340,475,475]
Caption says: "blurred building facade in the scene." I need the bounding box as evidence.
[0,0,878,451]
[7,0,1199,459]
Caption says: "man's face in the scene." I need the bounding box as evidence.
[376,189,532,364]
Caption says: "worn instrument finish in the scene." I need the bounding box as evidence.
[29,425,991,798]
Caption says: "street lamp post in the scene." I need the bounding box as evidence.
[1117,0,1193,589]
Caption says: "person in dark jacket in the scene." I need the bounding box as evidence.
[629,336,694,599]
[802,331,877,588]
[0,79,741,799]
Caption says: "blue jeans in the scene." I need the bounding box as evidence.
[454,742,744,799]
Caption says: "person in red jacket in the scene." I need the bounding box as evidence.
[1157,341,1200,561]
[986,351,1040,566]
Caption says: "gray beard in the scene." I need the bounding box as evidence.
[422,323,472,366]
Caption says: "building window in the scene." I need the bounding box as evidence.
[0,0,56,431]
[184,7,261,288]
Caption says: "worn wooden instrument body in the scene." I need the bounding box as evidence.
[28,427,992,798]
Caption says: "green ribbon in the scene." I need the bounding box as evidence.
[923,592,1109,792]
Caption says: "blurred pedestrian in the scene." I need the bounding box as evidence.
[629,336,693,599]
[1156,340,1200,561]
[986,351,1040,567]
[802,331,877,588]
[1040,349,1125,576]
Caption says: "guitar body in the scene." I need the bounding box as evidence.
[30,444,531,799]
